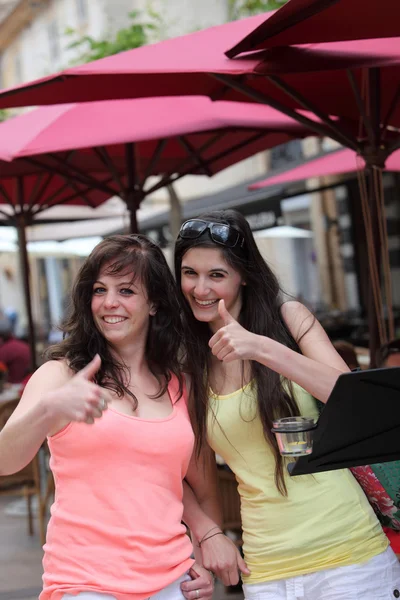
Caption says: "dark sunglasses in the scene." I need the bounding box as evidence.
[178,219,245,249]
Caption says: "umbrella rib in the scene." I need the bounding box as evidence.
[346,70,376,147]
[381,83,400,140]
[210,73,357,150]
[30,172,57,207]
[93,147,126,196]
[20,157,66,207]
[48,152,119,195]
[225,0,341,58]
[265,74,357,150]
[142,132,225,195]
[141,139,168,184]
[62,179,97,208]
[0,206,12,220]
[145,129,267,197]
[24,156,117,197]
[38,186,99,211]
[37,169,98,209]
[0,182,13,205]
[207,130,272,164]
[30,181,74,216]
[26,172,52,209]
[193,129,270,174]
[177,136,213,177]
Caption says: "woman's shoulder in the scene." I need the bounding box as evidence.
[280,301,315,342]
[280,300,312,321]
[28,359,73,387]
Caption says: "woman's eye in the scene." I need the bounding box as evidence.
[211,273,224,279]
[120,288,134,295]
[183,269,196,276]
[93,287,105,294]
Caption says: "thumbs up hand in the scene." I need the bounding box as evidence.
[208,300,259,363]
[45,354,112,426]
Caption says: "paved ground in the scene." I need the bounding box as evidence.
[0,496,43,600]
[0,496,243,600]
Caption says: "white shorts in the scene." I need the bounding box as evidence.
[243,547,400,600]
[62,572,191,600]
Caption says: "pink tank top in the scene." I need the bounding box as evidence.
[41,375,195,600]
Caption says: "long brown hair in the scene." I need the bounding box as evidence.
[175,210,310,494]
[47,234,183,406]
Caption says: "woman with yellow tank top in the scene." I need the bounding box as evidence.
[174,209,400,600]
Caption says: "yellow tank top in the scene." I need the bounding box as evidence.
[208,380,387,583]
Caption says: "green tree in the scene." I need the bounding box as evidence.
[66,10,161,64]
[228,0,288,19]
[0,109,8,122]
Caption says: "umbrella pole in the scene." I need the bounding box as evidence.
[16,213,38,371]
[366,166,382,367]
[125,142,139,233]
[361,70,394,365]
[129,208,138,234]
[357,163,389,367]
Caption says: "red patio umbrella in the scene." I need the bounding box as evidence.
[225,0,400,57]
[0,171,111,370]
[0,95,315,366]
[249,148,400,190]
[0,27,399,149]
[0,19,399,355]
[0,96,314,233]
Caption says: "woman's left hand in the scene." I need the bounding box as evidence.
[181,563,214,600]
[209,300,260,362]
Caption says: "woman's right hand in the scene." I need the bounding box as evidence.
[43,354,112,427]
[200,532,250,586]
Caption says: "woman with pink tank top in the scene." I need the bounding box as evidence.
[0,235,245,600]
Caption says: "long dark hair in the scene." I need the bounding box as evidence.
[47,234,183,406]
[174,209,307,494]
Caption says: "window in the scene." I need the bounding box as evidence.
[270,139,303,170]
[14,54,23,83]
[76,0,88,22]
[47,20,60,63]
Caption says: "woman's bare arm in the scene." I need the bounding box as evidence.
[0,355,111,475]
[184,446,249,586]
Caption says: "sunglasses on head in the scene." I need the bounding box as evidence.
[178,219,245,249]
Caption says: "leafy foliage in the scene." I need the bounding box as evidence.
[65,2,289,65]
[66,10,162,64]
[228,0,288,19]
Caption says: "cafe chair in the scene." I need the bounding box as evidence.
[0,398,46,545]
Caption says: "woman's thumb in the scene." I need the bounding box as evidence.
[238,554,250,575]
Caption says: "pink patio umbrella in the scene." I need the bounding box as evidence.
[0,19,399,354]
[0,96,314,234]
[0,170,111,369]
[226,0,400,57]
[0,95,316,366]
[0,20,398,152]
[249,148,400,190]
